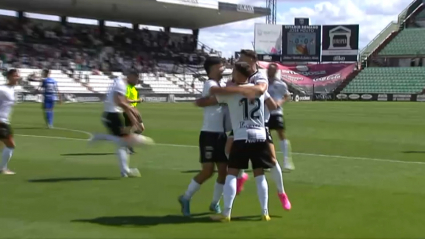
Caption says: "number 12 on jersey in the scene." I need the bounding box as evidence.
[239,98,261,120]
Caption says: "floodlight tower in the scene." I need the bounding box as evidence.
[266,0,277,24]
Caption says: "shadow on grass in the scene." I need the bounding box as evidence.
[28,177,119,183]
[402,151,425,154]
[72,214,281,227]
[61,153,115,156]
[181,169,253,174]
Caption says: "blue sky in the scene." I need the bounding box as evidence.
[198,0,414,57]
[0,0,416,57]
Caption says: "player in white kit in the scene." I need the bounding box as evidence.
[267,63,295,171]
[178,57,228,216]
[0,69,20,175]
[196,62,280,221]
[90,71,150,177]
[219,51,290,211]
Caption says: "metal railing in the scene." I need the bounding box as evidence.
[197,40,221,57]
[359,0,424,63]
[398,0,423,23]
[401,3,425,26]
[359,22,398,59]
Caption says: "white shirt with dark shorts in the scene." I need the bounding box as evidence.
[227,70,273,142]
[198,79,228,163]
[0,85,15,139]
[267,79,289,130]
[102,78,127,136]
[216,84,274,170]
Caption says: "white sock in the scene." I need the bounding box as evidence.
[270,164,285,194]
[255,175,269,216]
[280,139,289,161]
[183,179,201,199]
[0,147,13,170]
[117,147,130,174]
[212,182,224,205]
[222,175,237,217]
[237,169,245,178]
[225,153,229,159]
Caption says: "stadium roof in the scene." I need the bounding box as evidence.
[0,0,270,29]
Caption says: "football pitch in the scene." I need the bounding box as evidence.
[2,102,425,238]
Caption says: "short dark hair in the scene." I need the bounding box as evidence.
[268,63,278,69]
[240,49,257,61]
[203,57,222,75]
[42,69,50,75]
[127,70,139,77]
[234,62,251,78]
[6,69,17,78]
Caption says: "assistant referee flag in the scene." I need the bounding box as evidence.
[126,85,138,107]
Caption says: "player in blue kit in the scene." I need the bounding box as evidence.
[39,69,61,128]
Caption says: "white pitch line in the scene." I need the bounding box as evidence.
[14,132,425,166]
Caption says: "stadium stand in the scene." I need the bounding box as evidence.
[359,0,424,67]
[341,67,425,94]
[0,1,268,98]
[378,28,425,56]
[338,0,425,96]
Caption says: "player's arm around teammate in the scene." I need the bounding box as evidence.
[178,57,228,217]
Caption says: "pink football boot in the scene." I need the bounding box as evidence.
[278,193,292,211]
[236,173,249,195]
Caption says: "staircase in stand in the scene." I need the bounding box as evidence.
[197,41,221,57]
[68,71,98,93]
[21,80,37,92]
[333,70,361,94]
[360,0,424,68]
[362,30,399,68]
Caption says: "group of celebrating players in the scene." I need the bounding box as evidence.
[0,49,293,221]
[178,50,294,222]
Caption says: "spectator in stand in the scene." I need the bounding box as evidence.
[0,17,220,74]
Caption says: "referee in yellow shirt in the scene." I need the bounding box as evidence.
[123,76,144,154]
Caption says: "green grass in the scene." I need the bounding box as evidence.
[1,102,425,238]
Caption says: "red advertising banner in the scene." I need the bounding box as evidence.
[258,61,356,93]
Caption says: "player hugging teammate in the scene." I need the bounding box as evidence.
[183,53,292,221]
[178,57,228,216]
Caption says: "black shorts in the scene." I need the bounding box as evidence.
[123,111,143,127]
[265,127,273,143]
[199,131,228,163]
[0,123,13,139]
[267,114,285,130]
[228,140,274,169]
[102,112,126,137]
